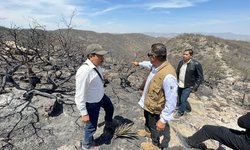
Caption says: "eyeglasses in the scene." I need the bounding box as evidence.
[147,53,154,57]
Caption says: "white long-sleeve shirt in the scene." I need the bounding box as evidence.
[178,59,190,88]
[138,61,178,123]
[75,59,104,115]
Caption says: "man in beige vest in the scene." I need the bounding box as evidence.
[132,43,178,150]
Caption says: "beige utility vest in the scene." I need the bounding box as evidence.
[144,61,176,114]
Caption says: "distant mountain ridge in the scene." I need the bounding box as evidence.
[144,32,250,42]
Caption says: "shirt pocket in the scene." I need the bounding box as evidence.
[149,85,162,101]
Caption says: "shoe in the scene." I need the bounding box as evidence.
[174,112,184,119]
[82,146,99,150]
[197,143,208,150]
[81,141,100,150]
[186,103,192,113]
[137,129,151,137]
[176,132,208,150]
[177,134,191,149]
[88,146,99,150]
[141,142,161,150]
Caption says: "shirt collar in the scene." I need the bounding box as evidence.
[184,59,192,64]
[152,61,167,73]
[85,59,96,69]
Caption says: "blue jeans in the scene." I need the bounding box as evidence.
[178,87,192,114]
[83,94,114,149]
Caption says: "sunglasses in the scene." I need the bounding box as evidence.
[147,53,154,57]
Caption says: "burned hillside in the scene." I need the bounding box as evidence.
[0,26,249,150]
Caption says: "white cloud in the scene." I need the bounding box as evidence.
[0,0,81,29]
[91,6,122,16]
[86,0,209,17]
[146,1,193,10]
[146,0,209,10]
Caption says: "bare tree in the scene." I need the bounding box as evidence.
[0,14,83,147]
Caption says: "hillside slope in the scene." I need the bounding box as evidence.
[0,28,249,150]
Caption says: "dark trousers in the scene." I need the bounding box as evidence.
[144,110,170,148]
[178,87,192,114]
[83,94,114,149]
[188,125,250,150]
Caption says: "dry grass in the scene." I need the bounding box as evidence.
[114,122,137,140]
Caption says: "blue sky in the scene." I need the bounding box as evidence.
[0,0,250,35]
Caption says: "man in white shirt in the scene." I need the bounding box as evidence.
[132,43,178,150]
[175,49,203,118]
[75,44,114,150]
